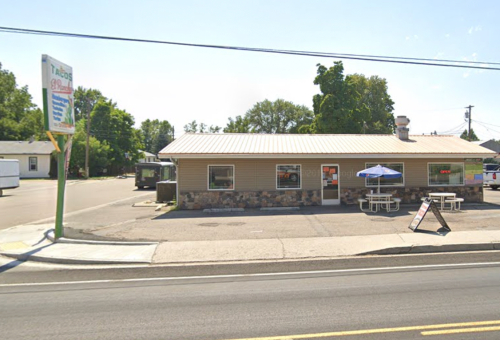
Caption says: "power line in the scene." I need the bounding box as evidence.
[474,121,500,136]
[472,119,500,129]
[437,122,467,134]
[1,26,500,71]
[473,124,498,140]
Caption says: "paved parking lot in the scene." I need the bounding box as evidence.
[64,187,500,242]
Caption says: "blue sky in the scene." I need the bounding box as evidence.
[1,0,499,140]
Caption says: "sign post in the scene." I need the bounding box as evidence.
[41,55,75,239]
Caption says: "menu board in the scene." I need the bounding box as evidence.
[409,198,451,232]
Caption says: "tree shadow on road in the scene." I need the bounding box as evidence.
[0,230,53,274]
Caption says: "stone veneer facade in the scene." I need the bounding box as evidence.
[179,186,483,209]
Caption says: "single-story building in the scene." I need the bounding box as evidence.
[159,118,496,209]
[474,139,500,158]
[138,150,157,163]
[0,141,56,178]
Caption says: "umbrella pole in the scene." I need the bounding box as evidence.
[378,177,380,194]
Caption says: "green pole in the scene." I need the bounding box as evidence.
[54,134,66,239]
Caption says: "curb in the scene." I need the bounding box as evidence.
[203,208,245,213]
[46,229,159,246]
[361,242,500,255]
[3,241,500,266]
[260,207,300,211]
[1,252,154,265]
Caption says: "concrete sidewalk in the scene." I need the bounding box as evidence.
[2,212,500,265]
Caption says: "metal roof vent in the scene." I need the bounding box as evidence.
[395,116,410,140]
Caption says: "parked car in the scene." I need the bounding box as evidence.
[484,164,500,190]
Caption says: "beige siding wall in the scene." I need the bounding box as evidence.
[178,158,463,192]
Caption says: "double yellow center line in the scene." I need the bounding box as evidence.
[221,320,500,339]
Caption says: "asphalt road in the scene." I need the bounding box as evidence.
[0,177,153,230]
[2,257,500,340]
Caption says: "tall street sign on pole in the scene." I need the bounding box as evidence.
[41,55,75,239]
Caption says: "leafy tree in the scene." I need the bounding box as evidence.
[208,125,221,133]
[309,61,395,134]
[140,119,174,154]
[0,62,44,140]
[460,128,480,141]
[69,120,110,176]
[184,120,221,133]
[152,121,173,154]
[247,99,313,133]
[224,99,313,133]
[309,61,369,134]
[19,108,46,140]
[349,74,395,133]
[184,120,198,133]
[90,100,143,174]
[73,87,106,122]
[224,115,252,133]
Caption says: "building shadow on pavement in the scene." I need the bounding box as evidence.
[153,204,417,220]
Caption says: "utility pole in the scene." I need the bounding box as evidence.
[85,98,91,178]
[465,105,474,141]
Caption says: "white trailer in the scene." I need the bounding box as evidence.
[0,159,20,196]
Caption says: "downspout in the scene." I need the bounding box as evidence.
[171,157,179,208]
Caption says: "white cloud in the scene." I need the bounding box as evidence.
[468,25,482,34]
[405,36,410,41]
[434,52,444,59]
[414,34,419,40]
[462,53,478,62]
[445,33,450,38]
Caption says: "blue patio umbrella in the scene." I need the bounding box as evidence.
[356,164,402,193]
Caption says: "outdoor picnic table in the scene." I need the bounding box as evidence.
[366,193,393,212]
[428,192,456,210]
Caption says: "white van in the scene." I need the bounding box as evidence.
[0,159,20,196]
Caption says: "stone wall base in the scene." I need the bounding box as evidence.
[180,190,321,210]
[179,186,483,209]
[342,186,483,205]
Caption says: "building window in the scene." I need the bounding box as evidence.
[208,165,234,190]
[277,165,301,189]
[365,163,404,187]
[428,163,464,186]
[29,157,38,171]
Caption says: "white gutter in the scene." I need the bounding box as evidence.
[171,158,180,207]
[159,153,495,159]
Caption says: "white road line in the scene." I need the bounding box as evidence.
[2,261,500,287]
[22,192,154,225]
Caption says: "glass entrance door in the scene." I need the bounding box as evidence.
[321,164,340,205]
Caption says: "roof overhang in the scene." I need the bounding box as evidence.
[161,153,495,159]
